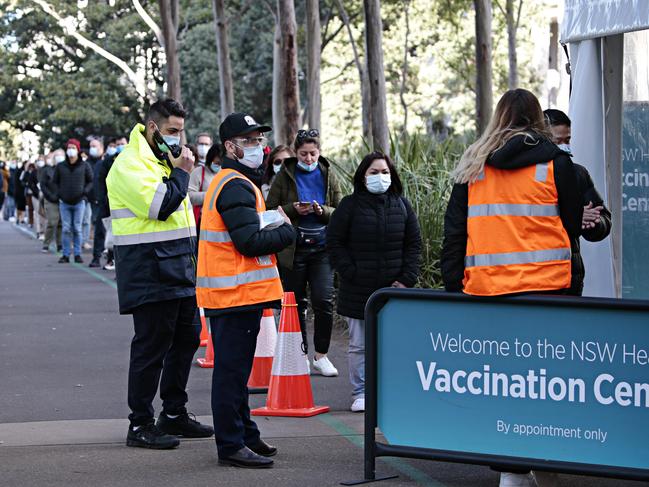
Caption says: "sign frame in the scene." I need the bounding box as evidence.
[350,288,649,485]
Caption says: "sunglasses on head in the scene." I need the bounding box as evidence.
[296,128,319,139]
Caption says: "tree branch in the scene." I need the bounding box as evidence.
[321,59,355,84]
[31,0,151,100]
[132,0,165,48]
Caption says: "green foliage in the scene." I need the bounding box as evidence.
[330,132,464,289]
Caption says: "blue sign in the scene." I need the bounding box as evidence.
[376,295,649,472]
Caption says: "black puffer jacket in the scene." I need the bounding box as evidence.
[327,191,422,319]
[53,159,93,204]
[441,134,610,296]
[38,165,58,203]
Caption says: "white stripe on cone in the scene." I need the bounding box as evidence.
[271,332,308,377]
[254,313,277,358]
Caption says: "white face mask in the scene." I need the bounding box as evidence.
[37,160,45,168]
[557,143,572,155]
[366,173,392,194]
[17,162,23,169]
[106,146,117,156]
[89,147,101,158]
[66,148,78,158]
[236,144,264,169]
[273,163,282,174]
[55,155,65,164]
[197,144,210,158]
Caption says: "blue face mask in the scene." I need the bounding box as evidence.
[106,147,117,156]
[162,135,181,148]
[116,144,126,154]
[297,161,318,172]
[237,145,264,169]
[557,143,572,156]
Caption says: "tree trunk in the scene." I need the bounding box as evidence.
[363,0,389,153]
[272,19,284,146]
[548,17,559,107]
[335,0,371,142]
[505,0,519,90]
[277,0,301,146]
[305,0,321,130]
[399,0,411,132]
[474,0,493,135]
[212,0,235,119]
[158,0,182,103]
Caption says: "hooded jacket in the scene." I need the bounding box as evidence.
[442,134,611,296]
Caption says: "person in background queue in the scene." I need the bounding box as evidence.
[441,89,590,487]
[13,161,26,224]
[266,129,342,377]
[53,139,93,263]
[261,145,293,200]
[197,113,295,468]
[87,138,105,267]
[189,143,223,231]
[39,152,62,253]
[544,109,611,240]
[327,152,422,413]
[195,132,212,166]
[95,138,122,270]
[106,98,214,450]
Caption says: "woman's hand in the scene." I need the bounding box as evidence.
[293,201,314,216]
[391,281,406,288]
[312,201,324,216]
[582,201,602,229]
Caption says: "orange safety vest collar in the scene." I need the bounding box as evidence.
[463,161,572,296]
[196,168,283,309]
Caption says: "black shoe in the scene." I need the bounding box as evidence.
[126,423,180,450]
[74,255,83,264]
[218,446,274,468]
[156,412,214,438]
[41,246,49,253]
[58,256,69,263]
[247,439,277,457]
[89,259,101,268]
[57,245,62,252]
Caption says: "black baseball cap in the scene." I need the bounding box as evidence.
[219,113,271,142]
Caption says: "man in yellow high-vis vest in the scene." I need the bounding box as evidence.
[107,98,213,449]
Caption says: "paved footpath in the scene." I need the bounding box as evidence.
[0,221,646,486]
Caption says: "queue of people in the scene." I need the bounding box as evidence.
[1,88,610,479]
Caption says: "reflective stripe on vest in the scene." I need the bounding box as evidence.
[199,229,231,243]
[463,161,571,296]
[465,248,571,268]
[197,267,280,289]
[113,226,196,245]
[148,183,167,220]
[468,203,559,218]
[111,205,185,220]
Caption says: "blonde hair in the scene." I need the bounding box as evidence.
[453,89,552,184]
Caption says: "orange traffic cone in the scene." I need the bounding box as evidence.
[199,307,208,347]
[196,317,214,368]
[248,309,277,394]
[252,292,329,417]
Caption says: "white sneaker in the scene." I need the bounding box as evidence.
[83,242,92,250]
[499,472,534,487]
[312,355,338,377]
[532,471,559,487]
[351,398,365,412]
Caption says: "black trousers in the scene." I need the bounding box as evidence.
[281,247,334,355]
[128,295,199,426]
[210,309,262,457]
[92,203,105,260]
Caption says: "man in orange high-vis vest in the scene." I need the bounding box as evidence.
[197,113,295,468]
[442,133,585,296]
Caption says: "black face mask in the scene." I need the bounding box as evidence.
[152,128,182,159]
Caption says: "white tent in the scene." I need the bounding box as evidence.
[561,0,649,298]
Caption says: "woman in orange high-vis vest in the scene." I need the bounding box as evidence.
[441,89,585,487]
[197,113,295,469]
